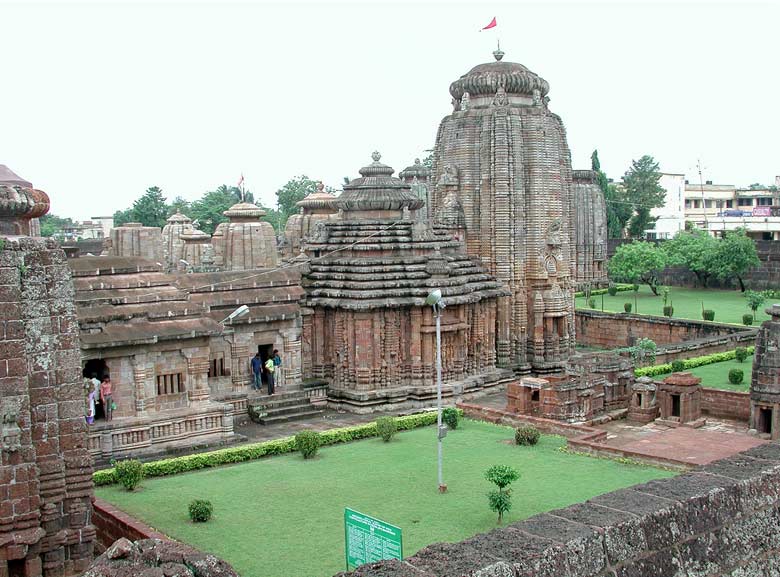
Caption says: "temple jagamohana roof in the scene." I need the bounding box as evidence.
[301,153,509,310]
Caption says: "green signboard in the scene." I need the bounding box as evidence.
[344,508,403,570]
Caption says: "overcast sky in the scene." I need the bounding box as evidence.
[2,0,778,221]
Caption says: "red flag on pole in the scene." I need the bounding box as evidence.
[237,173,244,187]
[481,17,497,30]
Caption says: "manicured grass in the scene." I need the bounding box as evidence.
[577,285,771,325]
[97,421,674,577]
[675,356,753,392]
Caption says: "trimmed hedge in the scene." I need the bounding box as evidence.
[574,284,634,298]
[93,410,458,486]
[634,346,755,378]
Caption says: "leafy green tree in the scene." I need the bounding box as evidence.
[663,229,718,287]
[112,208,134,227]
[485,465,520,524]
[710,228,760,292]
[189,189,238,235]
[131,186,168,228]
[275,176,318,226]
[38,214,76,237]
[592,150,631,238]
[608,241,666,295]
[168,196,192,216]
[744,290,766,314]
[622,155,666,238]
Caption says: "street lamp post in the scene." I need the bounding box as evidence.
[426,289,447,493]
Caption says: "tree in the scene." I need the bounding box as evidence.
[113,208,134,227]
[189,189,238,235]
[592,150,631,238]
[168,196,192,216]
[744,290,766,314]
[131,186,168,228]
[275,176,318,226]
[38,214,75,237]
[622,155,666,238]
[485,465,519,524]
[710,229,760,292]
[663,229,719,287]
[608,241,667,295]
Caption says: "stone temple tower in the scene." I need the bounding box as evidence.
[431,49,576,373]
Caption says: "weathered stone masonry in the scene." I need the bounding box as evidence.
[337,442,780,577]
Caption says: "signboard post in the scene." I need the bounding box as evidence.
[344,508,403,571]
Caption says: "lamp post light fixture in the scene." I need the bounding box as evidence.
[425,289,447,493]
[220,304,249,325]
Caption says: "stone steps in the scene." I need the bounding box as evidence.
[248,391,324,425]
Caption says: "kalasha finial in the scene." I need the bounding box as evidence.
[493,49,505,61]
[414,158,421,165]
[371,151,381,162]
[316,181,324,192]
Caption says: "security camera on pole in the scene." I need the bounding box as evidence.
[425,289,447,493]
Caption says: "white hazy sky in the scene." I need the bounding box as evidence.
[2,0,778,221]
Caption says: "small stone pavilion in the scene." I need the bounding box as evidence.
[656,372,705,428]
[216,202,278,271]
[300,153,512,411]
[398,158,432,220]
[751,304,780,438]
[108,222,163,261]
[161,211,192,271]
[1,169,95,576]
[282,181,337,257]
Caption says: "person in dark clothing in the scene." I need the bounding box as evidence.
[250,353,263,390]
[273,349,282,388]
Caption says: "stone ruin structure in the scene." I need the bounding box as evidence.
[1,169,95,576]
[107,222,162,262]
[655,372,705,427]
[282,181,337,258]
[750,303,780,438]
[160,211,192,271]
[628,375,658,422]
[216,202,278,271]
[179,226,215,271]
[431,49,576,374]
[299,153,512,411]
[572,169,608,288]
[398,158,432,220]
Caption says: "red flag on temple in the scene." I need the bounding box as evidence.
[481,17,497,30]
[237,173,244,187]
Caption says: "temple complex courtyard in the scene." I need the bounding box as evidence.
[95,420,674,577]
[576,285,771,325]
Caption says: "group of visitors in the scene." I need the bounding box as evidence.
[84,373,114,424]
[251,349,282,395]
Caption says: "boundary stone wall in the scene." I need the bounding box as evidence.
[701,388,752,422]
[576,310,756,359]
[91,498,168,553]
[336,442,780,577]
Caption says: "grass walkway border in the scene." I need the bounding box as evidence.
[94,409,458,486]
[634,346,755,378]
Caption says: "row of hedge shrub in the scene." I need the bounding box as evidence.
[574,284,634,298]
[94,409,458,486]
[634,346,755,378]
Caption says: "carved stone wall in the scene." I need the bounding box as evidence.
[160,212,192,272]
[751,304,780,438]
[572,169,608,288]
[108,223,162,262]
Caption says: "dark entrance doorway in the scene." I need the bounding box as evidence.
[671,394,681,418]
[82,359,108,420]
[257,344,274,385]
[759,407,773,435]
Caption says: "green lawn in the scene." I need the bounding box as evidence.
[96,421,674,577]
[577,285,771,325]
[674,356,753,392]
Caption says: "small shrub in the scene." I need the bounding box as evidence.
[632,283,639,292]
[735,347,748,363]
[294,430,321,459]
[624,302,632,313]
[743,314,754,326]
[671,359,685,373]
[514,425,540,446]
[114,459,144,491]
[702,309,715,321]
[375,417,397,442]
[728,369,744,385]
[587,297,596,308]
[485,465,520,524]
[442,407,460,430]
[663,305,674,317]
[607,285,618,296]
[188,499,213,523]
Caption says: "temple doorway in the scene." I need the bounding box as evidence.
[82,359,108,420]
[671,394,681,418]
[257,344,274,384]
[758,407,773,435]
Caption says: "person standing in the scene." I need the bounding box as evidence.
[90,373,103,419]
[264,355,275,395]
[251,352,263,391]
[273,349,283,388]
[100,376,114,421]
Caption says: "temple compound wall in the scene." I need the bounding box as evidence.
[1,176,95,576]
[338,443,780,577]
[71,256,303,462]
[300,153,512,411]
[750,304,780,439]
[431,49,576,373]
